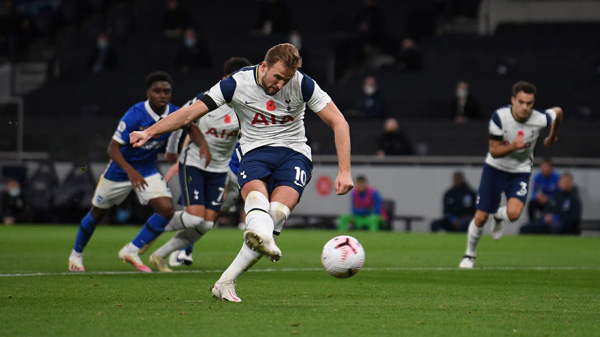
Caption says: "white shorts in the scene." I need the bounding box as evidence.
[92,173,172,208]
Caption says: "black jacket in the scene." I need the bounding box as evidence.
[544,187,582,234]
[443,184,476,220]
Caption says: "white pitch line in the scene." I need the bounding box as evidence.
[0,266,599,278]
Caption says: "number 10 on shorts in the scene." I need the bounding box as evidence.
[294,166,307,187]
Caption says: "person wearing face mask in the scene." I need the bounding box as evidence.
[175,27,211,73]
[450,80,482,123]
[89,32,119,73]
[356,75,386,119]
[1,178,33,225]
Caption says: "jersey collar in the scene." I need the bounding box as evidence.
[144,100,170,122]
[253,65,260,86]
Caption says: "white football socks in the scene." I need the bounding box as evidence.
[244,191,274,237]
[495,206,509,222]
[164,211,205,231]
[465,220,484,257]
[269,202,290,235]
[154,220,214,257]
[219,194,292,283]
[219,242,262,283]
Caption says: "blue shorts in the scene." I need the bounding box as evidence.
[237,146,313,197]
[476,164,531,214]
[177,164,227,211]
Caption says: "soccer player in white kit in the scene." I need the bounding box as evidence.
[130,43,353,301]
[459,81,563,269]
[148,57,252,272]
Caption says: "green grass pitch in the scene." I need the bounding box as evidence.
[1,225,599,337]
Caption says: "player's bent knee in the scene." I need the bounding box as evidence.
[90,207,108,222]
[184,213,206,229]
[244,191,270,213]
[198,221,214,233]
[474,213,488,227]
[507,210,521,222]
[159,209,175,219]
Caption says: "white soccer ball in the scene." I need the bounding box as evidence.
[321,235,365,278]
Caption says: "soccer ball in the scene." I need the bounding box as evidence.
[321,235,365,278]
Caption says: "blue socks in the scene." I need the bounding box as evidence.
[184,244,194,255]
[132,213,170,248]
[73,212,99,253]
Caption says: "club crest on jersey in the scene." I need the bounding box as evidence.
[266,100,276,111]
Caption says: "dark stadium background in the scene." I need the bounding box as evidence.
[1,0,599,231]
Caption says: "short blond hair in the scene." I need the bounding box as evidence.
[264,43,302,70]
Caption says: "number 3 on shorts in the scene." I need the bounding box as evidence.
[293,166,307,187]
[516,182,528,197]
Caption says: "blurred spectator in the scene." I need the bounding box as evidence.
[430,172,476,232]
[288,30,302,51]
[376,117,414,157]
[163,0,188,38]
[356,75,385,119]
[520,173,581,235]
[1,178,33,225]
[396,38,422,71]
[256,0,291,35]
[450,80,482,122]
[89,32,119,73]
[175,27,211,73]
[338,175,387,232]
[527,158,561,221]
[0,0,32,60]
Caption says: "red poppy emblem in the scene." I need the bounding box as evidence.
[266,100,276,111]
[224,114,231,124]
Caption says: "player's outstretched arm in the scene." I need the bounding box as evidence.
[544,107,563,147]
[317,101,354,195]
[130,100,210,148]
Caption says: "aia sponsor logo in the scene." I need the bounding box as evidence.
[251,113,294,125]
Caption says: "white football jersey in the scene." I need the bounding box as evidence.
[205,65,331,161]
[167,98,239,173]
[485,105,557,173]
